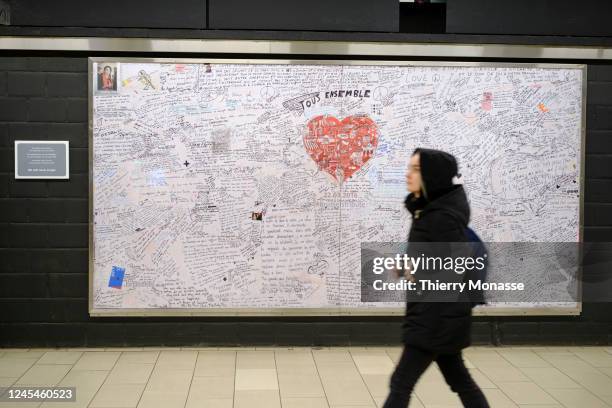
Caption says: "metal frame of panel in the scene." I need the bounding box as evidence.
[0,37,610,59]
[87,57,586,316]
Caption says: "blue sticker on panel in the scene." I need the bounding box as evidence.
[109,266,125,289]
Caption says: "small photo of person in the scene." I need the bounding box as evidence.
[96,63,118,92]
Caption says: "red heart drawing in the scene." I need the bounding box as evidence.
[303,115,378,182]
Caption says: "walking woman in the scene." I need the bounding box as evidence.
[382,148,490,408]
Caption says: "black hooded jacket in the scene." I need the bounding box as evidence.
[401,148,473,353]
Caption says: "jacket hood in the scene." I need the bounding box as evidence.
[414,148,458,201]
[428,184,470,226]
[404,185,470,226]
[404,148,470,226]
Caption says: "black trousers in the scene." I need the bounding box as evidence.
[382,345,490,408]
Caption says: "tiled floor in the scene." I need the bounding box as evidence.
[1,346,612,408]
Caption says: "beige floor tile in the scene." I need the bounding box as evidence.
[105,363,154,385]
[36,351,82,365]
[277,372,325,398]
[194,351,236,377]
[517,405,562,408]
[416,405,461,408]
[0,401,41,408]
[145,369,192,393]
[553,363,611,391]
[40,370,108,408]
[565,370,612,400]
[419,365,445,383]
[362,373,391,398]
[385,348,402,363]
[462,357,475,369]
[0,377,16,387]
[285,347,316,351]
[12,346,612,408]
[185,397,233,408]
[316,361,364,378]
[551,356,602,374]
[480,388,519,407]
[500,346,533,350]
[545,388,609,408]
[0,358,36,378]
[89,383,145,408]
[15,364,71,386]
[281,397,329,408]
[155,351,197,370]
[496,382,557,405]
[329,405,376,408]
[72,352,120,371]
[117,352,159,365]
[351,352,394,375]
[518,367,580,389]
[566,346,594,351]
[478,363,530,382]
[414,381,462,406]
[598,394,612,405]
[467,368,497,389]
[318,372,374,406]
[275,351,317,374]
[572,349,612,367]
[235,368,278,391]
[187,376,234,399]
[373,395,385,408]
[537,352,589,368]
[463,350,506,365]
[234,389,281,408]
[497,350,551,368]
[525,347,554,352]
[543,347,575,352]
[544,362,606,394]
[598,366,612,379]
[313,350,354,363]
[236,351,276,370]
[56,368,108,387]
[0,350,45,359]
[376,395,424,408]
[103,347,144,351]
[136,391,188,408]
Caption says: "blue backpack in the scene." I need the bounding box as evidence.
[464,226,488,306]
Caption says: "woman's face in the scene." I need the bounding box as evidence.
[406,153,422,195]
[104,67,111,75]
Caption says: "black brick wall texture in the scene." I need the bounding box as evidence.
[0,56,611,347]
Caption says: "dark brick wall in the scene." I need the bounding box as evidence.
[446,0,612,37]
[0,56,611,347]
[207,0,398,32]
[7,0,206,29]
